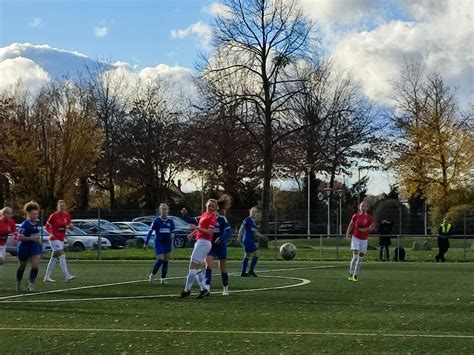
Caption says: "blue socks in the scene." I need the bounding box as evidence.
[152,259,163,275]
[242,257,249,273]
[16,267,25,282]
[205,268,212,286]
[250,256,259,271]
[161,260,168,278]
[30,268,38,282]
[221,272,229,286]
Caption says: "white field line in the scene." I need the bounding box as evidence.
[0,275,309,303]
[0,264,336,302]
[0,327,471,339]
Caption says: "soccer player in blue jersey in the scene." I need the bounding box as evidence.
[237,206,265,277]
[145,203,175,285]
[16,201,42,292]
[205,195,233,296]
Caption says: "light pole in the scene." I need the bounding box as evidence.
[305,164,313,239]
[324,187,332,237]
[337,189,344,235]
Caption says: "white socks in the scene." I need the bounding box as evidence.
[349,255,359,275]
[59,255,71,278]
[355,256,364,275]
[350,255,364,275]
[185,269,197,291]
[196,270,209,291]
[45,256,58,278]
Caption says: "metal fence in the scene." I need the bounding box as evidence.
[6,208,473,262]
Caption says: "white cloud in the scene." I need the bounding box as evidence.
[0,57,50,93]
[171,21,212,49]
[94,26,108,38]
[297,0,474,107]
[202,2,231,18]
[28,17,42,28]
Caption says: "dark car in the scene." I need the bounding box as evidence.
[72,219,135,249]
[276,221,327,236]
[132,215,192,248]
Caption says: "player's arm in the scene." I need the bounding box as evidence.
[237,225,243,242]
[345,220,354,240]
[45,215,53,234]
[145,222,156,247]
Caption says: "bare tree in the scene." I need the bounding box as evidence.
[202,0,314,231]
[85,63,128,210]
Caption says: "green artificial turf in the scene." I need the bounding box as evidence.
[0,259,473,354]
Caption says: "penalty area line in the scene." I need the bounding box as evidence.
[0,327,471,339]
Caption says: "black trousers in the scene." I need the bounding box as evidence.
[436,238,450,261]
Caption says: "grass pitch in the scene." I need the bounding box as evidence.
[0,259,473,354]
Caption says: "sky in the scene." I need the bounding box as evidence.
[1,0,473,195]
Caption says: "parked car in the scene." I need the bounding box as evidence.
[112,222,150,247]
[72,219,135,249]
[5,226,68,256]
[66,226,112,251]
[131,215,192,248]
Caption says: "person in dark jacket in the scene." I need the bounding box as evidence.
[378,220,393,261]
[436,217,453,262]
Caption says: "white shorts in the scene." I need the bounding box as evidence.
[351,236,368,253]
[190,238,212,264]
[50,240,65,251]
[0,246,5,258]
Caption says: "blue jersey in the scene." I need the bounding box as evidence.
[214,215,231,243]
[147,216,175,245]
[242,217,257,243]
[18,219,41,246]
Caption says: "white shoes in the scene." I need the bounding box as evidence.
[43,276,56,283]
[148,273,154,283]
[27,282,35,292]
[222,286,229,296]
[160,278,169,285]
[65,275,76,282]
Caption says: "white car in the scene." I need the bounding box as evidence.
[5,226,68,256]
[66,226,112,251]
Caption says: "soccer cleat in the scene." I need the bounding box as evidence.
[241,272,250,277]
[352,275,358,282]
[178,290,191,298]
[248,270,257,277]
[43,276,56,283]
[148,273,154,283]
[27,282,35,292]
[347,274,353,281]
[160,278,169,285]
[65,275,76,282]
[16,281,22,292]
[222,286,229,296]
[196,289,210,299]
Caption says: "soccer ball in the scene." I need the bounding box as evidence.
[280,242,297,260]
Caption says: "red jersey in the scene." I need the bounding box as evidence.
[351,213,374,240]
[46,211,72,241]
[0,218,17,246]
[196,212,217,241]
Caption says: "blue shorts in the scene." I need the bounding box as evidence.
[17,243,42,261]
[154,241,172,255]
[208,243,227,259]
[243,241,258,253]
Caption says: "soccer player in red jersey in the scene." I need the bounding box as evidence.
[0,207,18,273]
[44,200,75,282]
[179,199,218,299]
[345,201,375,282]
